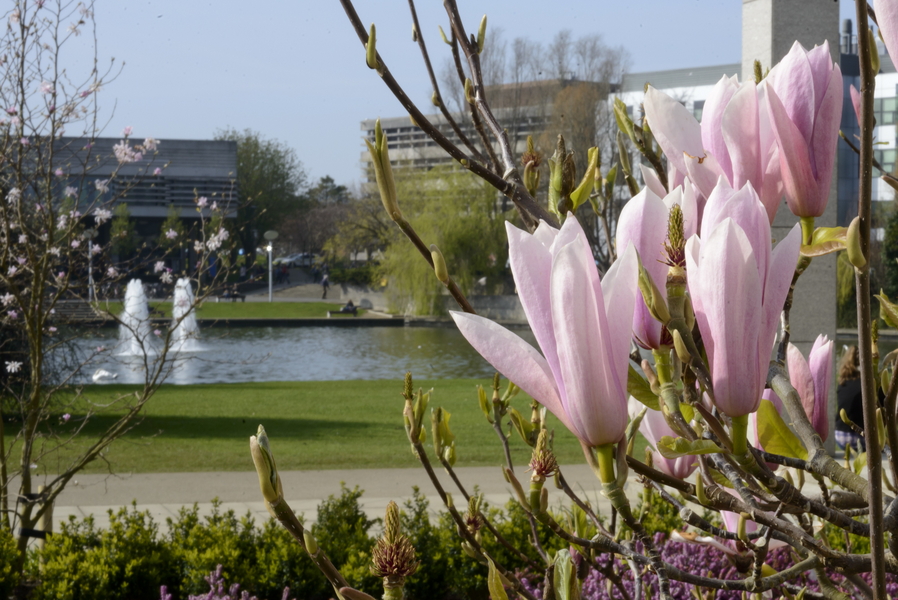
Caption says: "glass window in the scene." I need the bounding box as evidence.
[883,111,895,125]
[693,100,705,122]
[885,149,897,164]
[884,97,897,112]
[875,98,883,111]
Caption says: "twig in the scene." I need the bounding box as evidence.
[854,5,888,596]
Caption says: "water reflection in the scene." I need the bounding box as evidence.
[71,326,537,385]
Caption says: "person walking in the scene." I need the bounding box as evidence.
[835,345,881,452]
[321,273,330,299]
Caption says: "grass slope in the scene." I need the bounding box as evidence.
[30,379,645,474]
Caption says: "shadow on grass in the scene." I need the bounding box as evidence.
[14,415,377,442]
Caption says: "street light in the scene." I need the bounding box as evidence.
[85,228,98,303]
[263,230,278,303]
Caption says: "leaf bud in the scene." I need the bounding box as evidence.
[412,25,417,43]
[737,513,749,542]
[304,530,319,555]
[695,472,708,505]
[250,425,280,503]
[464,78,475,105]
[539,486,548,514]
[638,261,670,324]
[870,27,881,75]
[430,244,449,284]
[365,118,400,221]
[431,91,440,107]
[847,216,866,269]
[438,25,451,45]
[672,329,691,364]
[366,23,378,70]
[476,15,487,54]
[617,131,631,176]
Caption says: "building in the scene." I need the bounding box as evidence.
[53,137,238,271]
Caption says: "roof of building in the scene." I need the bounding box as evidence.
[621,63,741,93]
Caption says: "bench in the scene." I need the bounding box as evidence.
[216,292,246,303]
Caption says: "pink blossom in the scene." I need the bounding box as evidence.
[64,186,78,198]
[90,244,101,255]
[144,138,159,151]
[160,271,173,284]
[7,310,17,319]
[0,293,13,306]
[5,107,16,115]
[17,235,26,244]
[106,267,117,278]
[62,413,71,423]
[71,240,80,249]
[57,271,65,279]
[629,398,697,479]
[685,179,801,418]
[122,126,133,136]
[49,247,60,257]
[154,167,162,176]
[93,209,112,225]
[94,179,109,193]
[48,326,57,333]
[153,329,162,336]
[96,346,105,352]
[41,81,54,95]
[7,266,17,276]
[766,41,842,219]
[197,196,208,208]
[19,137,29,146]
[154,261,165,273]
[54,168,64,177]
[453,216,640,447]
[15,257,25,265]
[165,229,178,240]
[79,90,92,98]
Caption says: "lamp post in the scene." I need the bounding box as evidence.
[263,230,278,303]
[85,228,97,303]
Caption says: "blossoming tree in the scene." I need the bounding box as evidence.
[245,1,898,599]
[0,0,235,573]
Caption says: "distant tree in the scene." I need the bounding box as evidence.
[110,203,137,257]
[157,205,185,249]
[305,176,350,206]
[883,207,898,299]
[214,128,308,266]
[377,166,509,315]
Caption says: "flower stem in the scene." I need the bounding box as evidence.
[731,414,748,457]
[595,443,616,484]
[799,216,815,245]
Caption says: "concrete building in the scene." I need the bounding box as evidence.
[54,137,238,271]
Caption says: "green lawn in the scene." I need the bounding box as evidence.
[95,301,367,319]
[29,380,645,474]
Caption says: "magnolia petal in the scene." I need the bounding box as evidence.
[617,190,668,349]
[808,334,834,441]
[767,86,818,218]
[760,223,802,384]
[684,150,725,200]
[701,74,739,182]
[601,243,640,389]
[770,41,817,144]
[849,84,862,125]
[640,163,667,198]
[880,0,898,77]
[551,237,625,446]
[694,220,764,417]
[644,86,704,175]
[506,221,564,387]
[722,82,762,194]
[806,41,834,114]
[451,311,574,434]
[759,146,784,225]
[532,219,559,248]
[808,65,842,216]
[787,342,816,430]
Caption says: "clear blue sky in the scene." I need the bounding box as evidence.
[87,1,857,189]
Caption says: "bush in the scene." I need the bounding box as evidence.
[33,504,175,600]
[329,262,379,287]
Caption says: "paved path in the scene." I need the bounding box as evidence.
[49,465,615,532]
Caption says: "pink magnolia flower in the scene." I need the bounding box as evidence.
[766,41,842,219]
[54,168,64,176]
[62,413,71,423]
[876,4,898,82]
[685,179,801,418]
[616,184,697,349]
[153,329,162,336]
[19,137,29,146]
[644,75,783,224]
[71,240,80,249]
[757,336,833,443]
[41,81,54,95]
[48,326,57,333]
[7,310,17,319]
[165,229,178,240]
[122,126,133,136]
[154,167,162,176]
[107,267,117,278]
[452,216,640,447]
[628,398,697,479]
[197,196,208,208]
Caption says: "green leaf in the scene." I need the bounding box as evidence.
[553,549,574,600]
[708,469,734,488]
[628,365,660,411]
[509,407,533,446]
[756,399,808,460]
[854,451,868,475]
[626,407,647,447]
[800,226,847,257]
[487,558,508,600]
[878,290,898,329]
[657,436,724,459]
[613,97,636,145]
[569,147,598,212]
[679,402,695,424]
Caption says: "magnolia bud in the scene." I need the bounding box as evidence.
[431,91,440,107]
[464,78,475,105]
[847,216,866,269]
[365,118,400,221]
[438,25,450,45]
[870,27,881,75]
[737,513,749,542]
[476,15,487,53]
[366,24,378,70]
[304,530,319,555]
[250,425,280,503]
[430,244,449,284]
[638,262,670,324]
[695,472,708,505]
[672,329,691,364]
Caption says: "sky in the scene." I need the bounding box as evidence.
[82,0,859,190]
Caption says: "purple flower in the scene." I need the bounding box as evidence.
[62,413,71,423]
